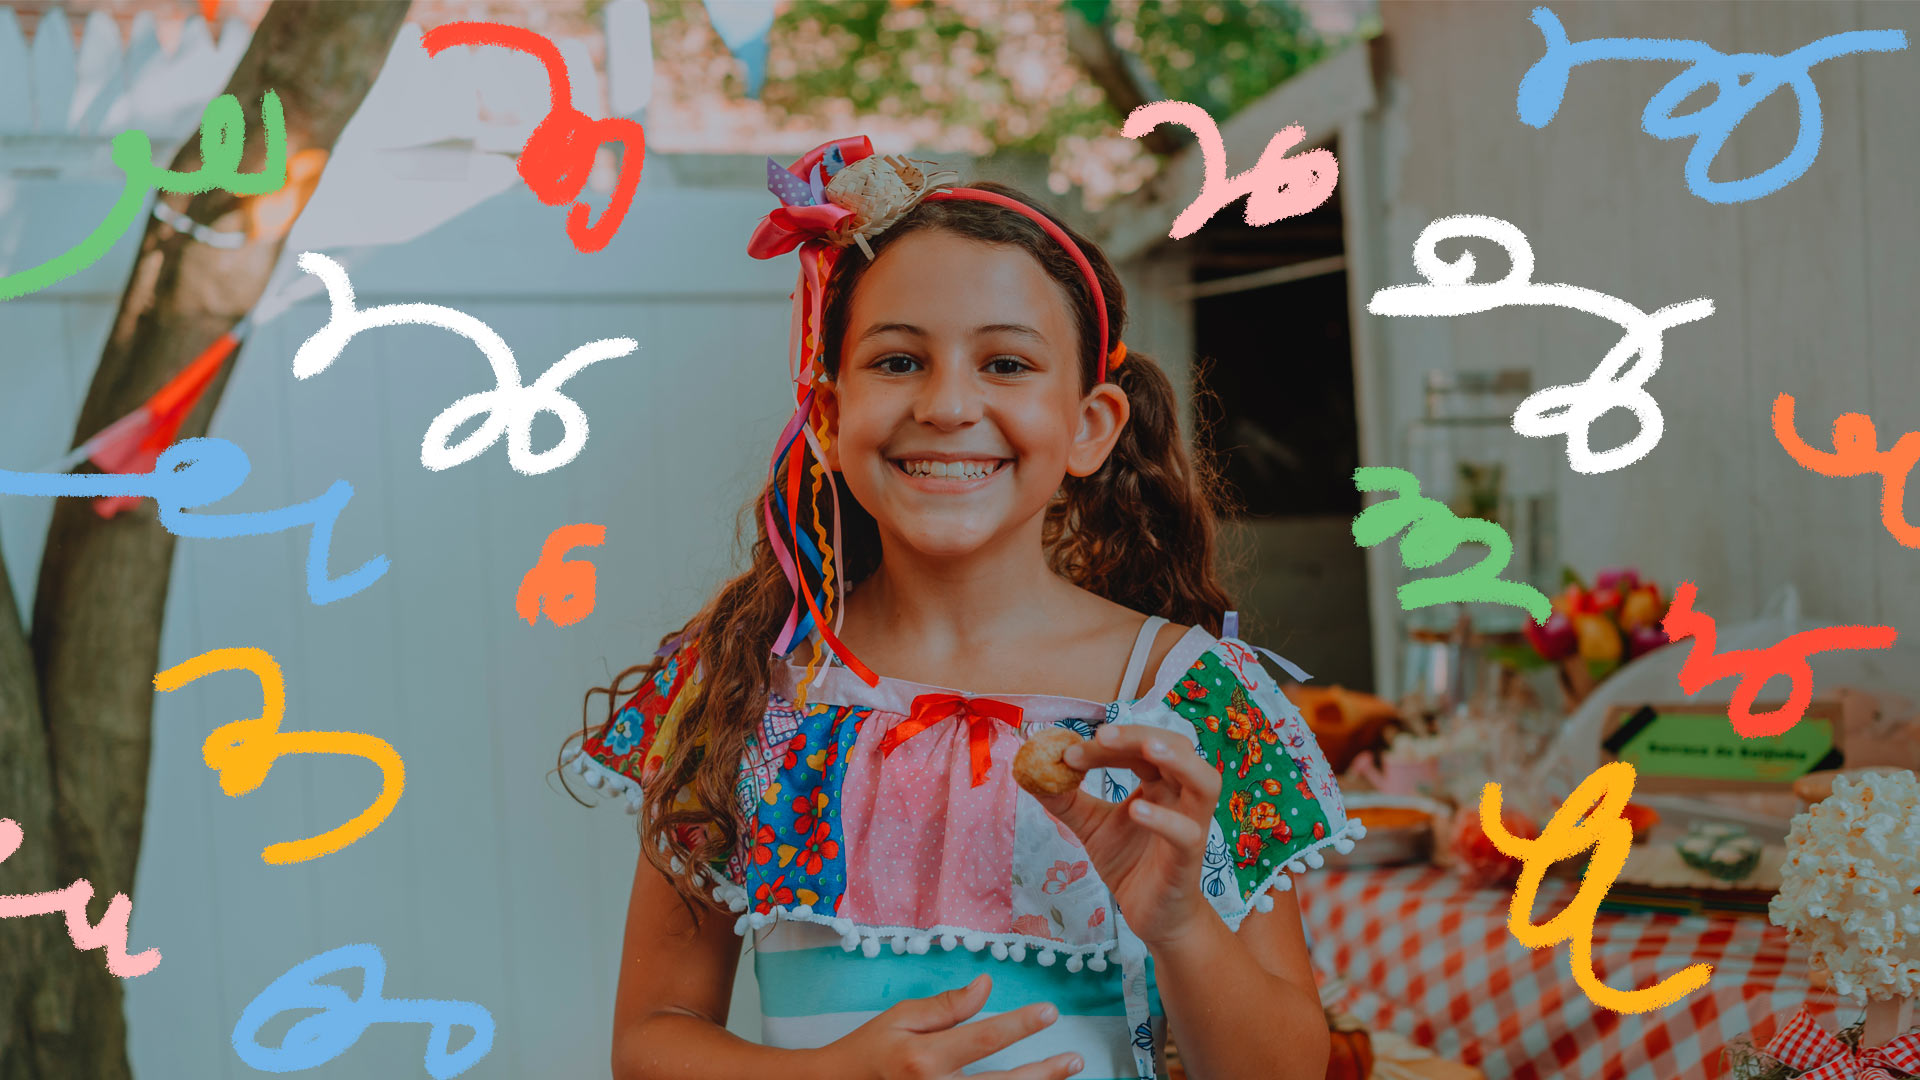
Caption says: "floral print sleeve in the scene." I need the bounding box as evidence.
[565,639,706,818]
[1144,636,1361,929]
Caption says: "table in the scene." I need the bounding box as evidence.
[1298,866,1845,1080]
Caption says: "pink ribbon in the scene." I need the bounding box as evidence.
[1766,1009,1920,1080]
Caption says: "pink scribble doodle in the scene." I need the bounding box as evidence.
[421,22,646,253]
[1121,99,1337,239]
[0,818,160,977]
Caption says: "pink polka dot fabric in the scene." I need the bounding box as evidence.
[837,705,1018,931]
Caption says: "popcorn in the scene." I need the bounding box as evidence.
[1768,770,1920,1002]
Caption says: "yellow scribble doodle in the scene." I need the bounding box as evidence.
[154,647,405,865]
[1479,762,1713,1013]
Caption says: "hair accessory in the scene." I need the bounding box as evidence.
[1108,341,1127,370]
[746,138,1122,685]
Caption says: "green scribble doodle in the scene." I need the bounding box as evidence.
[1351,466,1552,622]
[0,91,287,303]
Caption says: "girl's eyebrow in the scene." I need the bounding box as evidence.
[856,322,1049,343]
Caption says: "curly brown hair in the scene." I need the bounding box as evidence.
[569,181,1237,917]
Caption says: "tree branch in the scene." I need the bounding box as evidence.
[14,4,410,1076]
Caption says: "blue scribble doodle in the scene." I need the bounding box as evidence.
[0,437,386,604]
[1516,7,1907,203]
[232,944,494,1079]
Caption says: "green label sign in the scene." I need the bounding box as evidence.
[1610,711,1837,782]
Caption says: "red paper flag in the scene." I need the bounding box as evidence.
[83,326,244,518]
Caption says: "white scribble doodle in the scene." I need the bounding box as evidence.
[1367,215,1713,474]
[291,252,636,476]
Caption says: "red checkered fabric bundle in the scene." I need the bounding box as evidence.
[1764,1009,1920,1080]
[1299,866,1844,1079]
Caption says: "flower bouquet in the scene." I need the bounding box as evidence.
[1523,567,1672,712]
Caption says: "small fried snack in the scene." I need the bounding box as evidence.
[1013,729,1088,798]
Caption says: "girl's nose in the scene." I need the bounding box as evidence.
[912,353,984,429]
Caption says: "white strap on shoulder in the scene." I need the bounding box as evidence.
[1118,615,1168,702]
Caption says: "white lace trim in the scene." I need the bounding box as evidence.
[565,747,1370,968]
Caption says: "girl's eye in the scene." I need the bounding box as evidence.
[985,356,1030,375]
[875,354,920,374]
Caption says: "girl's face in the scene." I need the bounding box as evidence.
[824,230,1129,563]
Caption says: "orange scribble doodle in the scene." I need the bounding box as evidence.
[515,522,605,627]
[1772,392,1920,549]
[0,818,159,977]
[1664,581,1897,739]
[1481,763,1712,1013]
[153,647,405,865]
[421,23,646,253]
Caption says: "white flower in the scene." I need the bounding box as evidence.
[1769,770,1920,1003]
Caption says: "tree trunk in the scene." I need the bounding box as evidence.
[2,4,409,1076]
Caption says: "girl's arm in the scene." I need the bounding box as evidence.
[609,854,835,1080]
[1150,891,1329,1080]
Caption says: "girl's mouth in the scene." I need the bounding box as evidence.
[889,458,1009,488]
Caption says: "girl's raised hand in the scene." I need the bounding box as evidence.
[825,973,1083,1080]
[1032,725,1221,947]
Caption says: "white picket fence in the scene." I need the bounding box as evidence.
[0,0,654,147]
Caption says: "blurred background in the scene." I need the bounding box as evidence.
[3,2,1918,1078]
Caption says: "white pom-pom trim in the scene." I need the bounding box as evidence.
[1066,954,1084,972]
[890,936,906,955]
[964,932,986,952]
[734,914,751,935]
[1333,836,1355,855]
[1273,872,1293,892]
[990,941,1009,961]
[840,933,860,952]
[939,933,959,952]
[1253,892,1275,912]
[1088,954,1108,972]
[1008,943,1027,963]
[1305,850,1325,869]
[861,937,881,958]
[1037,948,1056,967]
[908,935,931,955]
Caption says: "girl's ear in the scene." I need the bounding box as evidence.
[818,380,842,471]
[1067,383,1130,477]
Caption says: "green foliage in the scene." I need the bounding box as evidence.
[667,0,1340,156]
[1121,0,1329,122]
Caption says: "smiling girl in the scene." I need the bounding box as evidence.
[566,138,1361,1080]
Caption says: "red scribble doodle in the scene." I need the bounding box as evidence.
[515,523,605,627]
[1120,99,1338,240]
[1772,392,1920,549]
[421,23,646,254]
[1662,581,1897,739]
[0,818,159,977]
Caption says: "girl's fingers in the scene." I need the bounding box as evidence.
[891,973,993,1032]
[1070,728,1219,811]
[1125,794,1209,850]
[972,1051,1087,1080]
[930,1000,1061,1068]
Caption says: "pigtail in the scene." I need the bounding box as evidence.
[1046,350,1237,634]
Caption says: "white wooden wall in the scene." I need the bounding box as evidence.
[0,5,803,1076]
[3,167,794,1080]
[1353,1,1920,669]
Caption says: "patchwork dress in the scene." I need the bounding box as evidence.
[566,615,1362,1080]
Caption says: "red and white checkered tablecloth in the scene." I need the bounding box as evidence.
[1298,866,1848,1080]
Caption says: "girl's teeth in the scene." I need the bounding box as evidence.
[902,460,996,479]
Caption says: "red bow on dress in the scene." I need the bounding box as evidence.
[879,694,1024,788]
[1766,1009,1920,1080]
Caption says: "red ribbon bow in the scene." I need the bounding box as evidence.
[748,136,876,260]
[1766,1009,1920,1080]
[879,694,1024,788]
